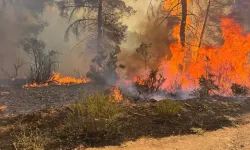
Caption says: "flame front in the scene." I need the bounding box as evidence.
[24,72,91,88]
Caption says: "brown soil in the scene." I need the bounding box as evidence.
[87,118,250,150]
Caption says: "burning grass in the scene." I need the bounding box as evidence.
[23,72,91,88]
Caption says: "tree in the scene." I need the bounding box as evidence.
[21,37,58,84]
[57,0,135,84]
[136,43,153,74]
[0,55,25,80]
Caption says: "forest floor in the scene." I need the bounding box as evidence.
[1,84,250,149]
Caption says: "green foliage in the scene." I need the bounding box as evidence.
[135,69,166,94]
[231,83,249,96]
[21,37,58,84]
[155,100,182,117]
[64,93,124,140]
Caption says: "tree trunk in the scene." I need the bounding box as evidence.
[180,0,187,47]
[198,0,210,48]
[97,0,103,52]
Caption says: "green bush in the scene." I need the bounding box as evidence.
[64,93,124,140]
[156,100,182,117]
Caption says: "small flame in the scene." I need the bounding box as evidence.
[133,76,145,85]
[112,86,123,102]
[24,72,91,88]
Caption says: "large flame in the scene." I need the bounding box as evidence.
[24,72,91,88]
[161,17,250,94]
[132,1,250,95]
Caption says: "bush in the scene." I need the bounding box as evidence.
[155,100,182,117]
[21,37,58,84]
[12,125,54,150]
[194,74,219,98]
[64,93,124,141]
[231,83,249,96]
[135,69,166,94]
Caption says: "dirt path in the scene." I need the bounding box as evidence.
[87,115,250,150]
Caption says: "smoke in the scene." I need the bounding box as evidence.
[119,0,250,79]
[0,1,94,79]
[119,18,175,78]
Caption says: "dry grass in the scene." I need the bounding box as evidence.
[12,124,56,150]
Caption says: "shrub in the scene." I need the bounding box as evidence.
[231,83,249,96]
[193,74,219,98]
[135,69,166,94]
[21,37,58,84]
[12,125,54,150]
[64,93,124,141]
[155,100,182,117]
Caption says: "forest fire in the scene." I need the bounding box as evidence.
[24,72,91,88]
[130,1,250,96]
[160,16,250,94]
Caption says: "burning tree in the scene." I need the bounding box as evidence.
[21,37,58,84]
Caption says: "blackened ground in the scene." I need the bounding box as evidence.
[0,83,106,117]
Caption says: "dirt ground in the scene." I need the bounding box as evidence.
[1,84,250,150]
[88,114,250,150]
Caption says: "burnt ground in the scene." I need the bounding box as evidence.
[0,84,250,149]
[0,83,106,117]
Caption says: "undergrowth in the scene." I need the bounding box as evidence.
[155,100,182,117]
[12,124,56,150]
[60,93,124,144]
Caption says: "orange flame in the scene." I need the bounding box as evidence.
[112,86,123,102]
[24,72,91,88]
[133,76,145,85]
[160,18,250,94]
[135,1,250,95]
[47,72,91,85]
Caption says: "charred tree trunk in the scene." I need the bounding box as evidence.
[180,0,187,47]
[198,0,211,48]
[97,0,103,52]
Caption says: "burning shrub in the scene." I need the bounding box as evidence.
[231,83,249,96]
[64,93,124,141]
[155,100,182,117]
[21,37,58,84]
[134,69,166,96]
